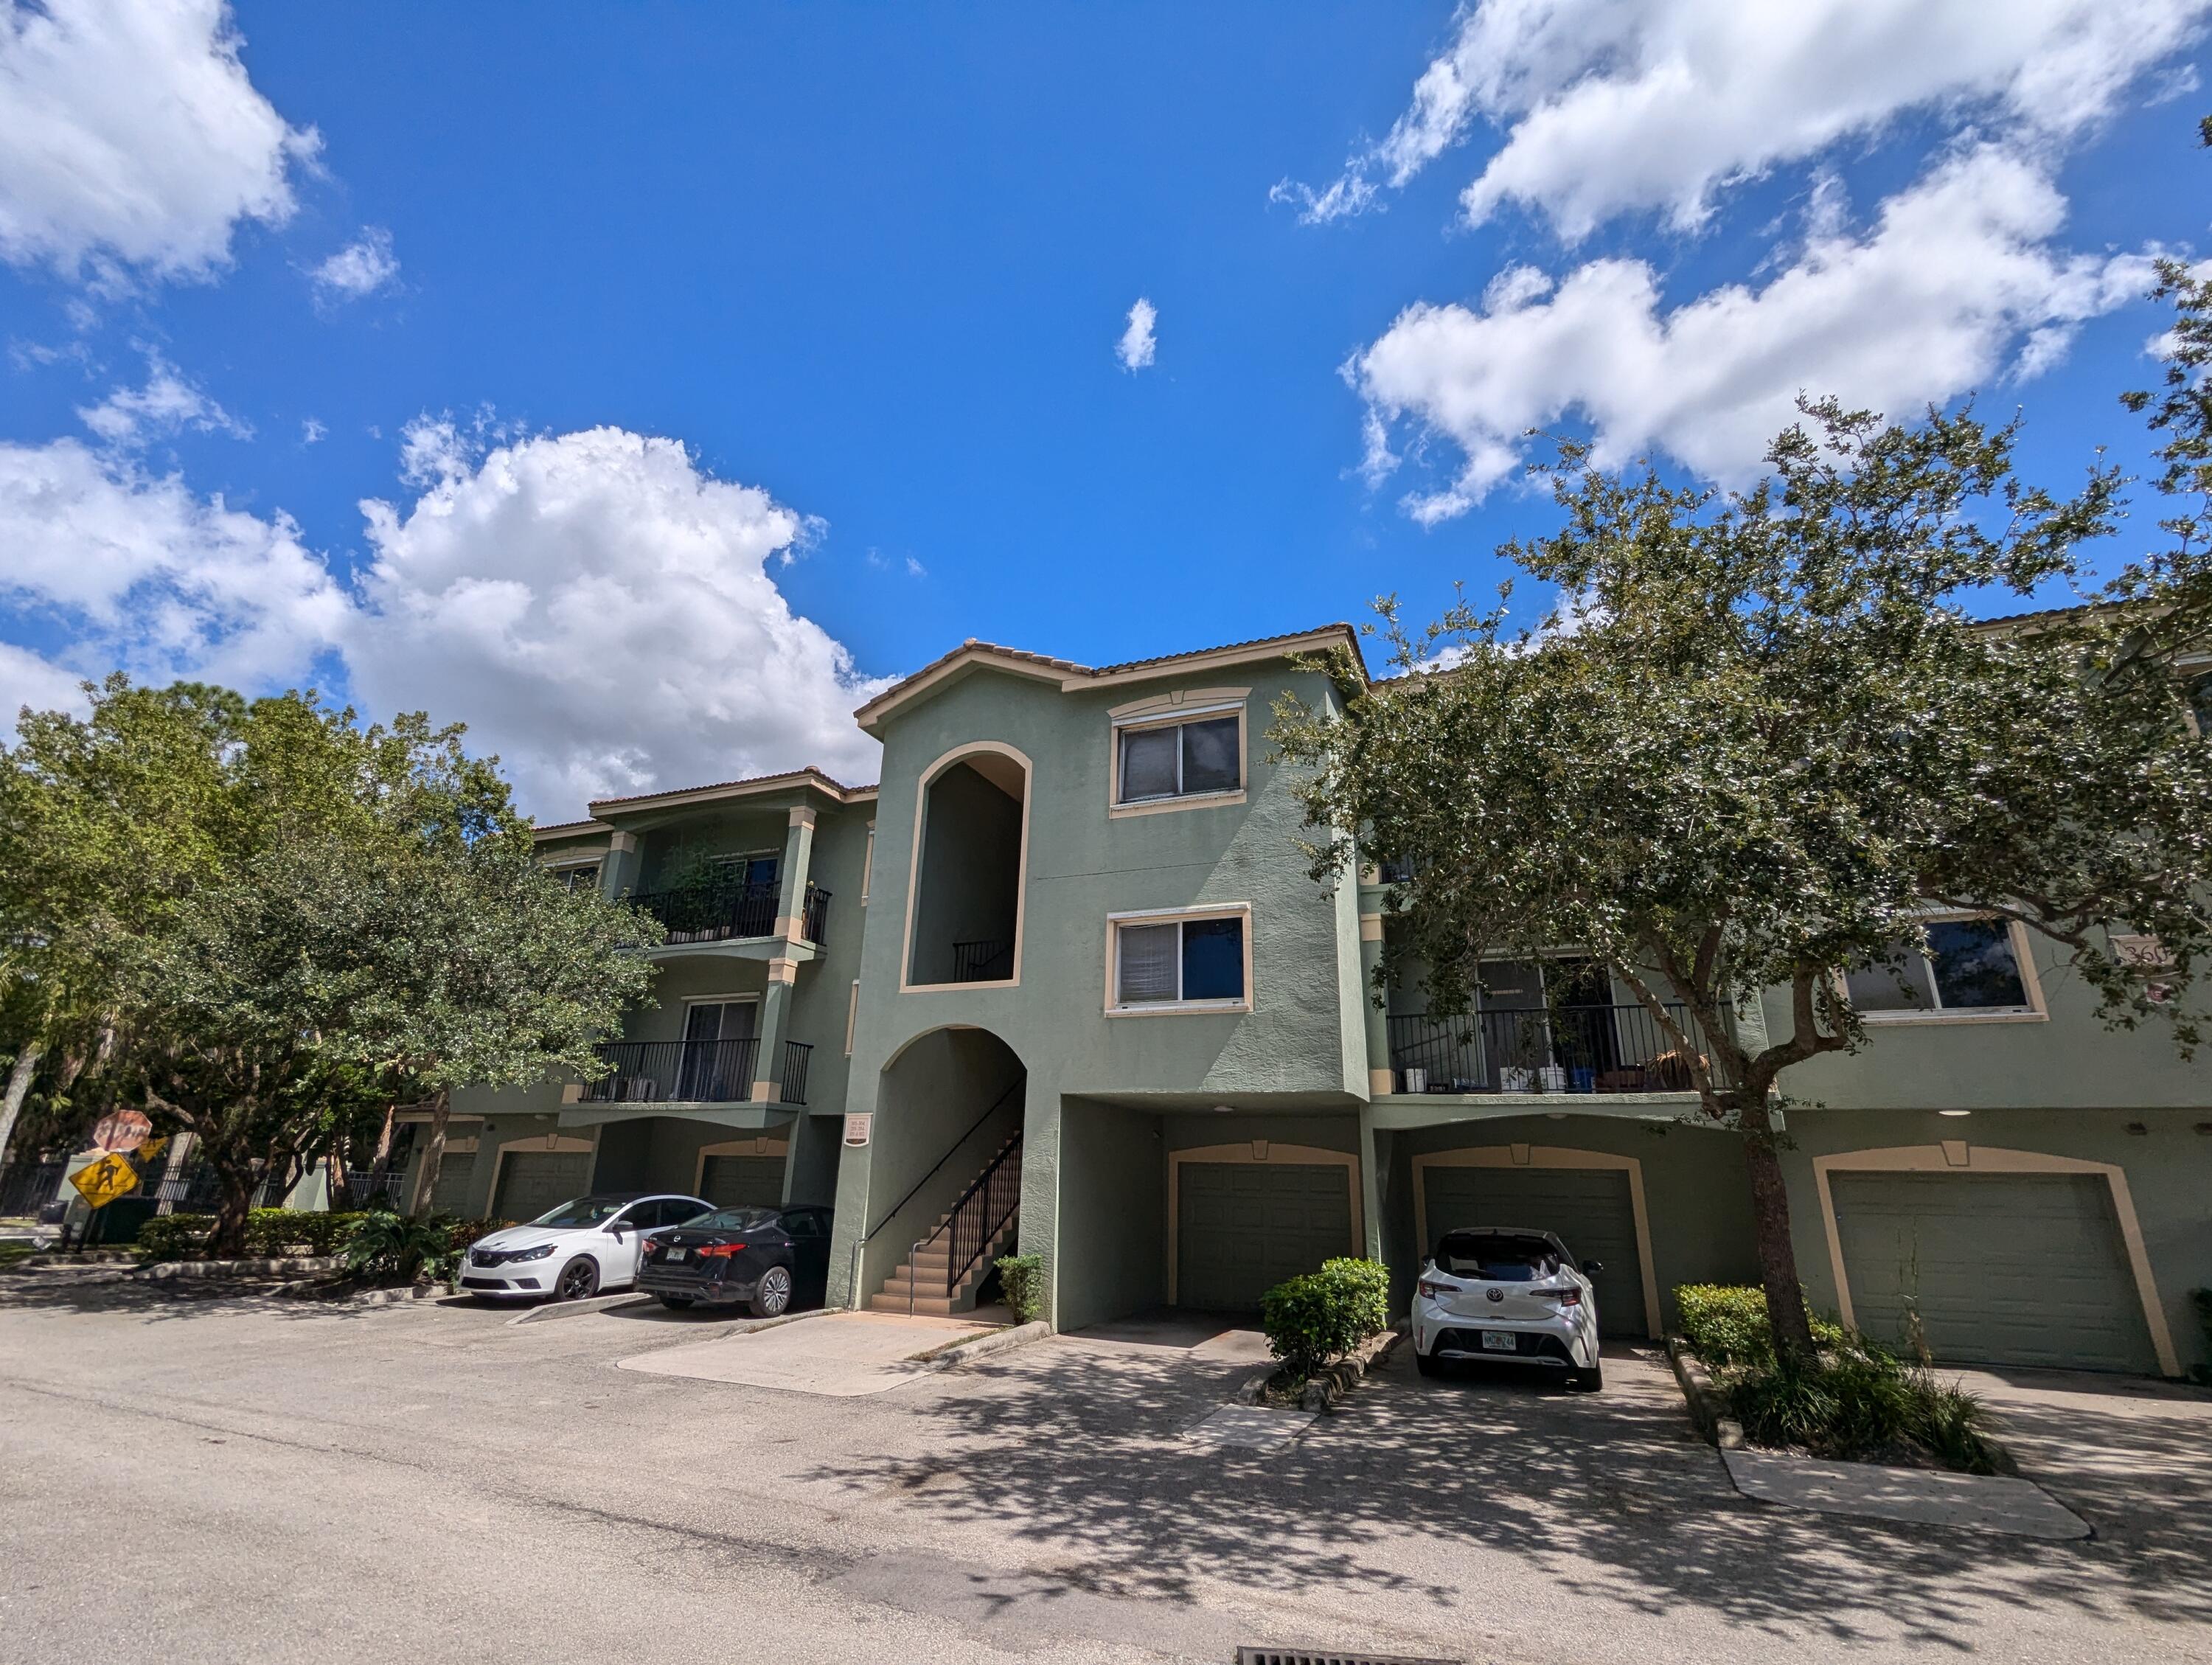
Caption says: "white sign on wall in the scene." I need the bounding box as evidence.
[843,1113,872,1147]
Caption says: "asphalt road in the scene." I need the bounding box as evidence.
[0,1274,2205,1665]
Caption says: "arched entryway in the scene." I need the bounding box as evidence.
[902,744,1030,988]
[855,1026,1026,1315]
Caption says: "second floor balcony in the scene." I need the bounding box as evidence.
[627,877,832,948]
[1386,1002,1725,1096]
[578,1037,815,1106]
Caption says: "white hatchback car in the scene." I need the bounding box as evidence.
[458,1192,711,1301]
[1411,1226,1606,1391]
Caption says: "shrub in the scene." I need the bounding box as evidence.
[242,1209,372,1257]
[995,1253,1045,1324]
[447,1217,510,1254]
[341,1212,464,1284]
[1259,1256,1390,1383]
[1674,1283,1846,1367]
[1728,1349,2004,1473]
[135,1213,215,1265]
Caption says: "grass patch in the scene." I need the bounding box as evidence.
[0,1242,35,1270]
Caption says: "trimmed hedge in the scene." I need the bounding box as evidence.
[1674,1283,1844,1367]
[135,1209,505,1265]
[994,1254,1045,1324]
[1259,1256,1390,1383]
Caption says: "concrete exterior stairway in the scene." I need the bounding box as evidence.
[869,1132,1022,1316]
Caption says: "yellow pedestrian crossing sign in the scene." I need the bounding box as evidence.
[70,1153,139,1209]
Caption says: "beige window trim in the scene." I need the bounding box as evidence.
[1839,911,2047,1026]
[1107,695,1249,819]
[860,824,874,905]
[1409,1145,1663,1340]
[1165,1140,1361,1305]
[1104,902,1254,1016]
[1811,1143,2179,1377]
[899,741,1032,994]
[845,980,859,1056]
[692,1134,790,1198]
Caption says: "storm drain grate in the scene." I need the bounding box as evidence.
[1237,1650,1462,1665]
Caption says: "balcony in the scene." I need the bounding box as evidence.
[1385,1003,1723,1095]
[627,878,831,947]
[578,1037,815,1106]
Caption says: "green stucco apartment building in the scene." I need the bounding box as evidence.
[405,624,2211,1378]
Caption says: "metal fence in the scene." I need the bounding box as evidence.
[1386,1002,1721,1094]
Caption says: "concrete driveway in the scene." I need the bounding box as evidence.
[3,1276,2209,1664]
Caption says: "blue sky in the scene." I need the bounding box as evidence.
[2,1,2208,813]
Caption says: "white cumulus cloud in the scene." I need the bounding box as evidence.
[310,226,399,302]
[1284,0,2211,237]
[0,0,319,282]
[76,352,251,447]
[1116,297,1158,372]
[0,437,350,696]
[1352,147,2153,519]
[344,424,888,812]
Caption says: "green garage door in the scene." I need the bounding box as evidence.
[1831,1172,2157,1373]
[1421,1165,1649,1338]
[492,1150,595,1222]
[1177,1163,1353,1313]
[700,1154,785,1209]
[428,1152,476,1217]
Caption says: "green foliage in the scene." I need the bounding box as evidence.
[133,1213,212,1264]
[1727,1351,2003,1475]
[994,1253,1044,1324]
[135,1209,378,1264]
[1675,1284,1845,1368]
[1259,1256,1390,1382]
[446,1217,510,1254]
[341,1210,463,1284]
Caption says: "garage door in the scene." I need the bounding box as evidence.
[1177,1162,1353,1313]
[1831,1172,2157,1373]
[492,1150,595,1222]
[700,1154,785,1209]
[1421,1165,1648,1338]
[428,1152,476,1217]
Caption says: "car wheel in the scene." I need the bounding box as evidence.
[1573,1363,1605,1392]
[557,1257,600,1301]
[657,1296,695,1310]
[1414,1347,1442,1377]
[748,1265,793,1318]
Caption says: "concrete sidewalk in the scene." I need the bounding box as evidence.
[616,1309,989,1395]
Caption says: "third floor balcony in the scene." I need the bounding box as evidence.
[626,876,831,948]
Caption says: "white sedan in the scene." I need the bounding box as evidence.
[457,1192,711,1301]
[1411,1226,1606,1391]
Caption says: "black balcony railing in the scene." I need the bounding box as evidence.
[630,880,780,943]
[1385,1003,1722,1094]
[580,1036,814,1105]
[627,877,833,947]
[951,939,1014,981]
[582,1037,758,1104]
[780,1041,813,1107]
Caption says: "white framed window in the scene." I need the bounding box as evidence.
[1107,905,1252,1014]
[1843,914,2044,1022]
[1112,705,1244,809]
[546,860,601,893]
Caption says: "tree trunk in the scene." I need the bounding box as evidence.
[0,1042,44,1174]
[206,1161,260,1258]
[1731,1089,1818,1363]
[325,1133,355,1212]
[409,1088,451,1217]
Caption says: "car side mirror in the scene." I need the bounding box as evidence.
[605,1220,629,1235]
[1582,1259,1605,1274]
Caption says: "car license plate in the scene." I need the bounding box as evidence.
[1481,1330,1517,1352]
[664,1248,686,1261]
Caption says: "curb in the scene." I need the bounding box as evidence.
[1666,1337,1745,1449]
[134,1256,340,1282]
[919,1319,1050,1371]
[508,1292,655,1325]
[274,1278,442,1306]
[1301,1327,1403,1413]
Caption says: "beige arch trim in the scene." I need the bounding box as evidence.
[692,1134,791,1198]
[1166,1140,1363,1306]
[485,1129,599,1216]
[1812,1144,2180,1377]
[899,740,1033,993]
[1411,1146,1663,1340]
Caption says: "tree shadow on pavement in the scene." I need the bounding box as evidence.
[800,1338,2212,1650]
[0,1272,424,1325]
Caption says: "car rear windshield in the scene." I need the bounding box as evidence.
[1436,1234,1561,1281]
[529,1195,630,1228]
[684,1207,780,1232]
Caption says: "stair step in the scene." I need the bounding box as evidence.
[869,1293,958,1315]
